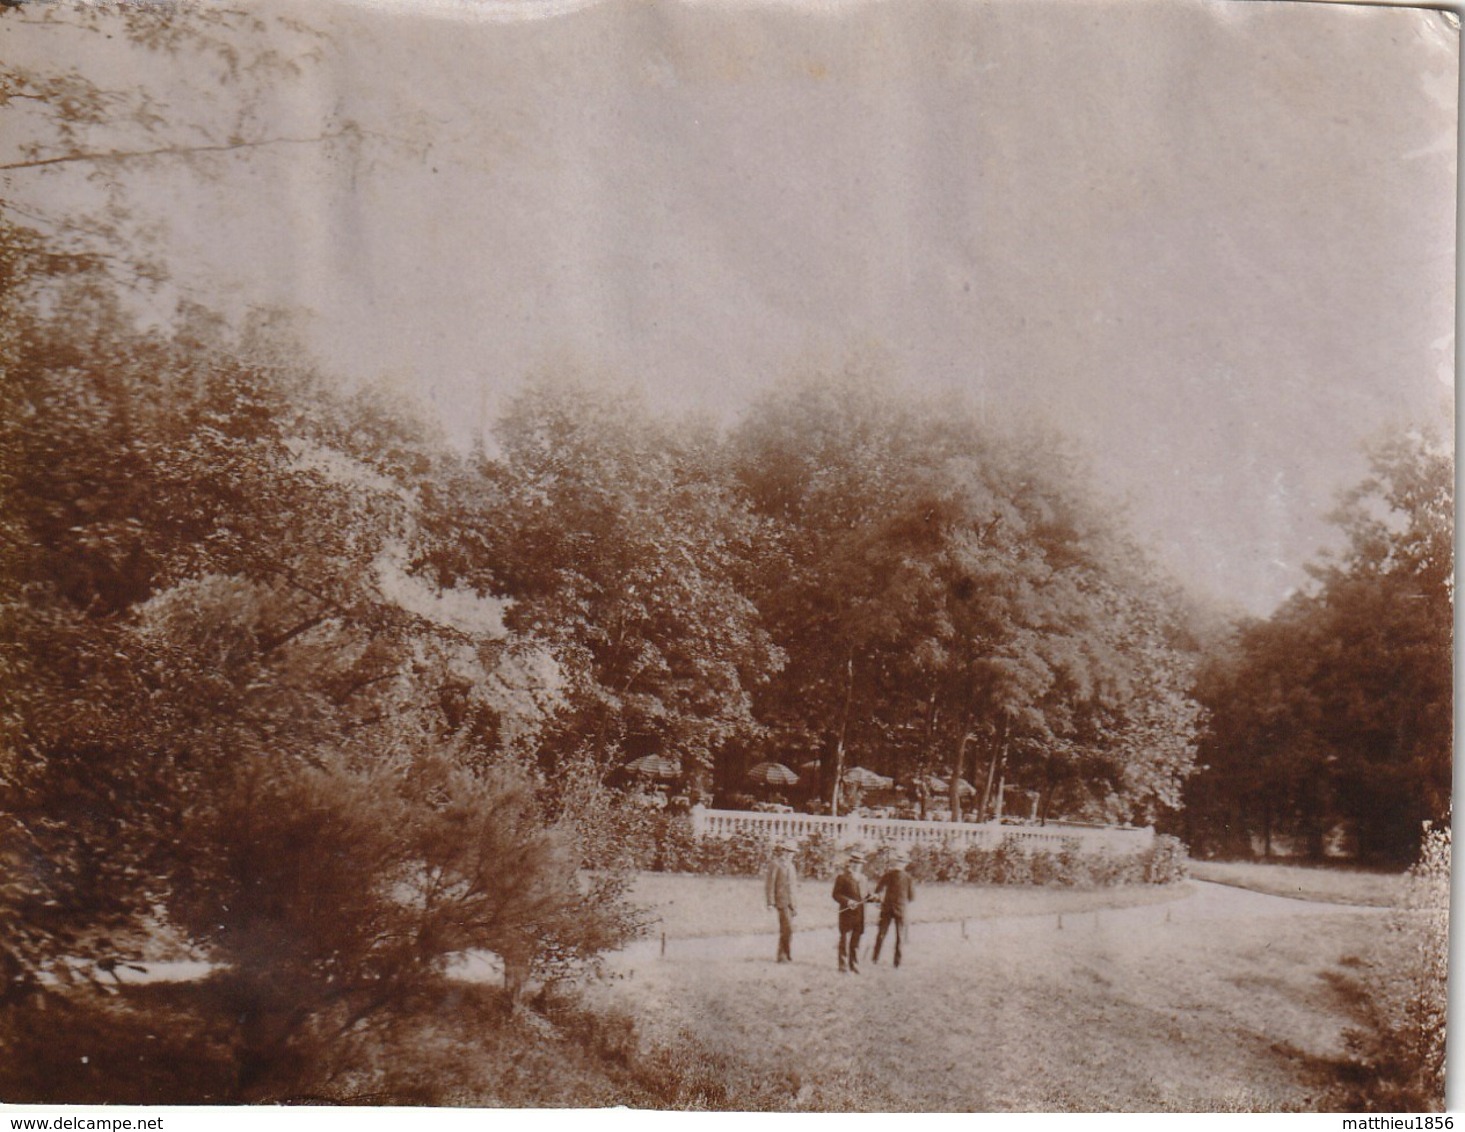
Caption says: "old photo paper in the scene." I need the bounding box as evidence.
[0,0,1455,1118]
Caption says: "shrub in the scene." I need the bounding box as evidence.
[1054,843,1089,890]
[1028,843,1066,886]
[961,844,997,884]
[687,828,768,876]
[1143,834,1190,884]
[1334,823,1448,1111]
[1081,849,1124,888]
[643,819,1190,889]
[794,829,840,880]
[907,839,963,882]
[991,839,1034,885]
[160,754,639,1099]
[556,764,661,872]
[651,813,700,873]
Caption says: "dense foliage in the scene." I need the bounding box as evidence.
[0,240,645,1097]
[1184,431,1452,864]
[725,375,1205,823]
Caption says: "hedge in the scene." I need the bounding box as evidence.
[582,807,1188,887]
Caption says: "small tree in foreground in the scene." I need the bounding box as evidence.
[167,753,627,1100]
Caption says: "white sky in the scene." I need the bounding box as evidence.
[1,0,1456,616]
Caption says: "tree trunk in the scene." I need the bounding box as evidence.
[830,652,854,818]
[951,728,973,822]
[979,713,1009,822]
[918,683,939,819]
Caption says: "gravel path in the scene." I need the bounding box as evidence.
[613,879,1385,965]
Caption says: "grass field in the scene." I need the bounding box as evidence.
[593,875,1390,1111]
[1187,859,1404,907]
[6,868,1405,1109]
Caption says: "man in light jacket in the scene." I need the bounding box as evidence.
[764,840,799,963]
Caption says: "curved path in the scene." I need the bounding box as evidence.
[105,879,1385,986]
[611,879,1385,965]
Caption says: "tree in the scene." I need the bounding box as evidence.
[476,374,782,790]
[0,236,634,1097]
[731,374,1202,823]
[1187,429,1452,863]
[729,371,934,812]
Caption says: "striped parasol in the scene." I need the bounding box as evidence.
[624,754,683,780]
[922,774,977,797]
[746,761,800,787]
[843,766,894,790]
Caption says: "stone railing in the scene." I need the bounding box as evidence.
[689,805,1153,856]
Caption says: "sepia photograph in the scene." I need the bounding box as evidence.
[0,0,1455,1115]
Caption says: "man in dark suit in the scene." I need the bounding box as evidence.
[832,849,871,973]
[872,846,915,967]
[764,840,799,962]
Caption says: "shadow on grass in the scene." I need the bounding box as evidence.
[1308,967,1445,1112]
[0,976,833,1110]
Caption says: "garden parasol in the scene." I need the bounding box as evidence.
[923,774,977,796]
[625,754,682,780]
[843,766,893,790]
[746,761,800,788]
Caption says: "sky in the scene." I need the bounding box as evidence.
[1,0,1456,616]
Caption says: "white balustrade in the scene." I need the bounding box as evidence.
[689,805,1153,856]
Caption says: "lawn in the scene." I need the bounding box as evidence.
[7,872,1400,1109]
[1187,859,1404,907]
[592,876,1389,1111]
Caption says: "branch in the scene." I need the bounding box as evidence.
[255,612,330,658]
[0,125,360,172]
[331,668,401,705]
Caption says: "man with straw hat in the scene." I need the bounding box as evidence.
[831,847,872,974]
[764,839,799,963]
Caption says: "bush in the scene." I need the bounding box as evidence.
[653,813,700,873]
[1333,823,1448,1111]
[1143,834,1190,884]
[638,817,1191,889]
[991,839,1034,885]
[957,844,991,884]
[1028,843,1067,886]
[794,829,840,880]
[158,754,639,1099]
[684,828,768,876]
[907,839,964,882]
[562,775,662,872]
